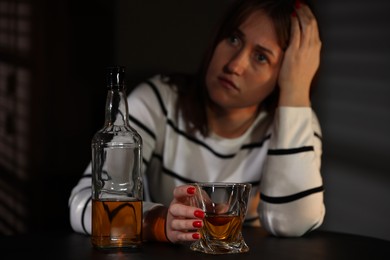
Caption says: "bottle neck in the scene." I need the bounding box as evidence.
[104,86,129,127]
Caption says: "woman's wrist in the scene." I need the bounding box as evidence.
[142,205,170,242]
[278,89,311,107]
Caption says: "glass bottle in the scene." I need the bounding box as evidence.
[91,66,143,250]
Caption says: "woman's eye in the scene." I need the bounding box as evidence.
[227,35,239,45]
[255,53,268,63]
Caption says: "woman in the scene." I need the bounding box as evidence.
[69,0,325,243]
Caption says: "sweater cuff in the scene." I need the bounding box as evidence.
[143,203,169,242]
[270,107,313,149]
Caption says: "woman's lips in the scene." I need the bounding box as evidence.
[218,76,239,91]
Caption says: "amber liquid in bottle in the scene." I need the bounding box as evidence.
[92,199,142,248]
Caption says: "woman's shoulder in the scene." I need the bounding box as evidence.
[140,74,176,91]
[129,74,178,100]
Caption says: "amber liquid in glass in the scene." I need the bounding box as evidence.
[92,199,142,249]
[201,214,242,242]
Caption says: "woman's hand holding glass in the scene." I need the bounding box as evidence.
[165,185,205,243]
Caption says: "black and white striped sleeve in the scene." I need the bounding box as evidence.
[68,163,93,235]
[258,107,325,237]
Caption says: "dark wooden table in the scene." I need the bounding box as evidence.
[1,227,389,259]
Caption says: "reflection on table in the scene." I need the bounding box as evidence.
[1,227,389,259]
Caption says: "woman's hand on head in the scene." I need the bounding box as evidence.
[165,185,205,243]
[278,2,322,107]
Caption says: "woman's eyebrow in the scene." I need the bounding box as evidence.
[235,28,276,58]
[254,44,275,58]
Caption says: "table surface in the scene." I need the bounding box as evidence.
[1,227,389,259]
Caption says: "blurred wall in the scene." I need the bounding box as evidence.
[0,0,114,234]
[312,0,390,241]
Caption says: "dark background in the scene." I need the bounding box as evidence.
[0,0,389,241]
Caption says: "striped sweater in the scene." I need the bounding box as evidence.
[69,74,325,237]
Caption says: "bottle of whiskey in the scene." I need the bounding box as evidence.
[91,66,143,250]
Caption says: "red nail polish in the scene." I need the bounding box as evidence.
[187,187,195,194]
[193,221,202,228]
[194,210,205,219]
[192,233,200,240]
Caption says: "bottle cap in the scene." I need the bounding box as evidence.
[106,66,125,88]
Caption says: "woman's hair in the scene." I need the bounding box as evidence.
[167,0,296,136]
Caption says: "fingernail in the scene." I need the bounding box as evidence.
[187,187,195,194]
[194,210,205,219]
[192,233,200,240]
[193,221,202,228]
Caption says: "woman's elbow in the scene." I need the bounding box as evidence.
[259,201,325,237]
[68,190,92,235]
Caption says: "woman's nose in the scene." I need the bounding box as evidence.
[224,50,248,75]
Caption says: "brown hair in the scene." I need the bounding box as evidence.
[167,0,296,136]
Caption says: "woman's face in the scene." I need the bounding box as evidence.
[205,9,284,111]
